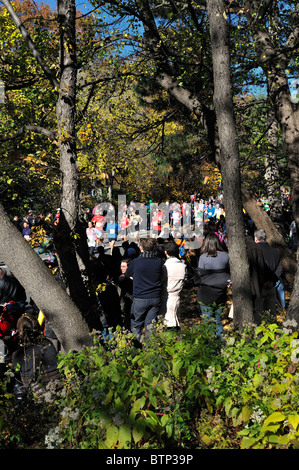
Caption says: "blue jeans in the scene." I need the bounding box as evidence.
[130,297,161,341]
[200,303,224,336]
[276,280,285,309]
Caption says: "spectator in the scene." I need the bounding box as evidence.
[0,268,26,309]
[159,242,186,330]
[254,228,283,321]
[11,314,60,405]
[117,259,133,330]
[22,222,32,241]
[195,233,230,336]
[12,215,22,232]
[27,210,36,227]
[125,238,163,344]
[0,301,23,355]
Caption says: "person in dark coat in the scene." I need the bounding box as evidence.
[195,233,230,336]
[11,314,59,404]
[245,234,265,300]
[117,259,133,330]
[0,268,26,309]
[254,228,283,321]
[125,238,163,343]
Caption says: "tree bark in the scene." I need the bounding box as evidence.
[207,0,254,329]
[148,3,297,292]
[264,111,284,231]
[3,0,96,342]
[53,0,94,313]
[241,186,297,289]
[0,204,92,352]
[244,1,299,322]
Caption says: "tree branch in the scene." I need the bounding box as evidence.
[1,0,59,89]
[285,3,299,50]
[0,125,56,142]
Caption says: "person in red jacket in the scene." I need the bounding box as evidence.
[0,301,23,354]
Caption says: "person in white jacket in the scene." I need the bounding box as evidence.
[160,242,186,329]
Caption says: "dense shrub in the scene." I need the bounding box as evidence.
[47,319,221,449]
[207,319,299,449]
[1,316,299,449]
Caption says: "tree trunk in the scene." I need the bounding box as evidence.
[241,186,296,289]
[250,16,299,322]
[0,204,92,352]
[2,0,95,344]
[207,0,254,329]
[265,111,284,232]
[54,0,94,313]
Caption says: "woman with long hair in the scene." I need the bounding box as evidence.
[11,314,59,404]
[196,233,230,336]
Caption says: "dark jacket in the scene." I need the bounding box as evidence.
[258,241,283,286]
[12,338,58,385]
[0,275,26,305]
[245,236,265,297]
[125,252,163,299]
[12,338,59,401]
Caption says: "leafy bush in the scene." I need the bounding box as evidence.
[2,316,299,449]
[206,319,299,448]
[46,319,221,449]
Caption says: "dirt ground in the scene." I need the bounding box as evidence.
[178,285,289,331]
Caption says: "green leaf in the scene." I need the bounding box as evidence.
[268,434,290,446]
[160,378,172,396]
[105,424,119,448]
[224,397,233,415]
[172,357,185,377]
[253,373,264,387]
[261,424,281,433]
[241,436,258,449]
[261,412,285,432]
[242,406,252,423]
[118,424,131,449]
[132,418,145,443]
[288,414,299,431]
[131,396,146,412]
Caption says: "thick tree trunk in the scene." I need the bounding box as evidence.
[0,204,92,352]
[207,0,254,329]
[241,186,296,289]
[3,0,95,344]
[54,0,93,313]
[251,19,299,322]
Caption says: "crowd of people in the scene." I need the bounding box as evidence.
[0,194,293,404]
